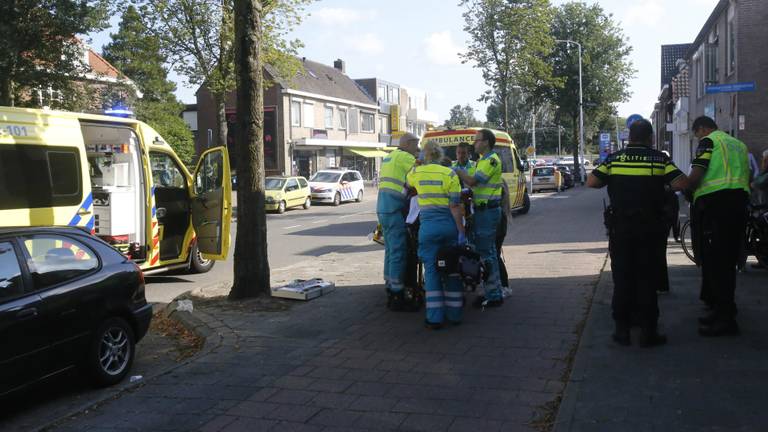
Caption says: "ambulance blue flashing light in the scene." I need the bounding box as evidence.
[104,104,135,118]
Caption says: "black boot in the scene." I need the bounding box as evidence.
[699,319,740,337]
[387,291,405,312]
[639,324,667,348]
[612,322,630,346]
[698,310,718,325]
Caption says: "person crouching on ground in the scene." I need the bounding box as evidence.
[407,140,466,329]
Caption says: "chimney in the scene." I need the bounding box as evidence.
[333,59,345,74]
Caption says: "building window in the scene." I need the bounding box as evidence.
[303,102,315,128]
[361,112,375,133]
[291,101,301,126]
[704,43,718,84]
[338,108,347,130]
[377,85,386,102]
[324,106,334,129]
[379,116,389,134]
[695,56,703,99]
[727,16,736,74]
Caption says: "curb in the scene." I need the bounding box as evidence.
[36,302,228,432]
[551,256,611,432]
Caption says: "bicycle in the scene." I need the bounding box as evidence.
[679,203,768,267]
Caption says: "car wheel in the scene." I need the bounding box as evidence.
[85,317,135,387]
[277,200,286,214]
[333,192,341,206]
[190,242,215,274]
[356,190,363,203]
[303,197,311,209]
[516,191,531,215]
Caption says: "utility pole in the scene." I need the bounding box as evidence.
[558,125,562,157]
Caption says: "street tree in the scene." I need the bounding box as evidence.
[0,0,111,107]
[548,1,635,178]
[460,0,558,132]
[102,5,195,162]
[444,104,483,128]
[228,0,312,299]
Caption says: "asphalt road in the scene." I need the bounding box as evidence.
[145,193,379,303]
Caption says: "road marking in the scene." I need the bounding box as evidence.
[312,219,328,224]
[283,225,302,229]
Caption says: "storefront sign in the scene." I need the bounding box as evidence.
[390,105,400,132]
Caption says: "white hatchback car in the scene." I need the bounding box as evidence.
[309,169,365,206]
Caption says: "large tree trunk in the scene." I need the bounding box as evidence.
[501,88,509,133]
[214,95,229,148]
[0,77,14,107]
[229,0,270,300]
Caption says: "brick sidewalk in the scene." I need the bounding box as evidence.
[49,187,608,432]
[555,241,768,431]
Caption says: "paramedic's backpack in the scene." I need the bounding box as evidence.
[436,244,486,291]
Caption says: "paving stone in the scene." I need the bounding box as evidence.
[268,389,319,405]
[266,404,322,422]
[310,392,358,409]
[347,395,398,412]
[344,381,392,396]
[220,417,279,432]
[269,422,324,432]
[307,378,355,393]
[400,413,455,432]
[353,411,407,430]
[225,400,279,418]
[448,417,504,432]
[307,409,362,428]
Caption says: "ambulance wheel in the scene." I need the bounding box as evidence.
[190,243,215,274]
[515,192,531,216]
[356,190,363,202]
[303,197,311,209]
[277,201,286,214]
[333,193,341,206]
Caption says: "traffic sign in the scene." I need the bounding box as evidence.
[626,114,643,128]
[620,129,629,140]
[705,82,756,94]
[526,146,535,156]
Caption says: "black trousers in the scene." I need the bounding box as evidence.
[694,189,748,319]
[609,230,667,328]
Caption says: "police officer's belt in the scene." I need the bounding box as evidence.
[475,201,501,211]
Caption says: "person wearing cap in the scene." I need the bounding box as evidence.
[377,132,419,311]
[455,129,505,308]
[407,140,465,329]
[688,116,751,336]
[587,119,688,347]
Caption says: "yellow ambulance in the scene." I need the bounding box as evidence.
[422,128,530,215]
[0,106,232,274]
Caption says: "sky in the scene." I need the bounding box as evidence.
[88,0,720,123]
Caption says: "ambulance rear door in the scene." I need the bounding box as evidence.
[190,147,232,260]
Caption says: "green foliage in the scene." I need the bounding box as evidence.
[102,6,177,103]
[444,104,483,128]
[101,4,194,163]
[137,100,195,163]
[0,0,113,107]
[460,0,559,130]
[548,2,635,132]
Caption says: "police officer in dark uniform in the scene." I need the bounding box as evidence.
[587,119,689,347]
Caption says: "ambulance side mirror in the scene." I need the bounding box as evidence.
[156,207,167,219]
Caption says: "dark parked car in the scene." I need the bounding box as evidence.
[0,227,152,396]
[556,165,575,189]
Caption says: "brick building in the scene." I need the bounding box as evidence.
[684,0,768,162]
[196,58,386,179]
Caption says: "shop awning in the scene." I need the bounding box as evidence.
[348,148,389,158]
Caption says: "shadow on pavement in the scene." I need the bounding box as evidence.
[288,221,374,237]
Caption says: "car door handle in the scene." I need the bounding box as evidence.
[16,308,38,320]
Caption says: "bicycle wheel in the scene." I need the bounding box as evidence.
[680,220,697,264]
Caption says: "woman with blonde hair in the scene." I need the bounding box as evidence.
[406,140,466,329]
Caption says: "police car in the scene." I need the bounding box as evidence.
[308,168,365,206]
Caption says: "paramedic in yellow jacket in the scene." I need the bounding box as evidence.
[407,140,466,328]
[455,129,505,308]
[377,132,419,311]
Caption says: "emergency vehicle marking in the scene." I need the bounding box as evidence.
[67,193,94,229]
[340,184,356,201]
[150,186,160,266]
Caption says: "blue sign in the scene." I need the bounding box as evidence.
[705,82,756,94]
[599,132,611,161]
[626,114,643,128]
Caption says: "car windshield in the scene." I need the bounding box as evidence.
[265,178,286,190]
[534,167,555,176]
[310,172,341,183]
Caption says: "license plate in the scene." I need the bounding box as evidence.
[537,177,551,182]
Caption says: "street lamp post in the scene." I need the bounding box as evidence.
[555,39,584,183]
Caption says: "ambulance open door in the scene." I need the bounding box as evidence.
[191,147,232,260]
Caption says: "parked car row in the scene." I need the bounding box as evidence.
[263,168,366,214]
